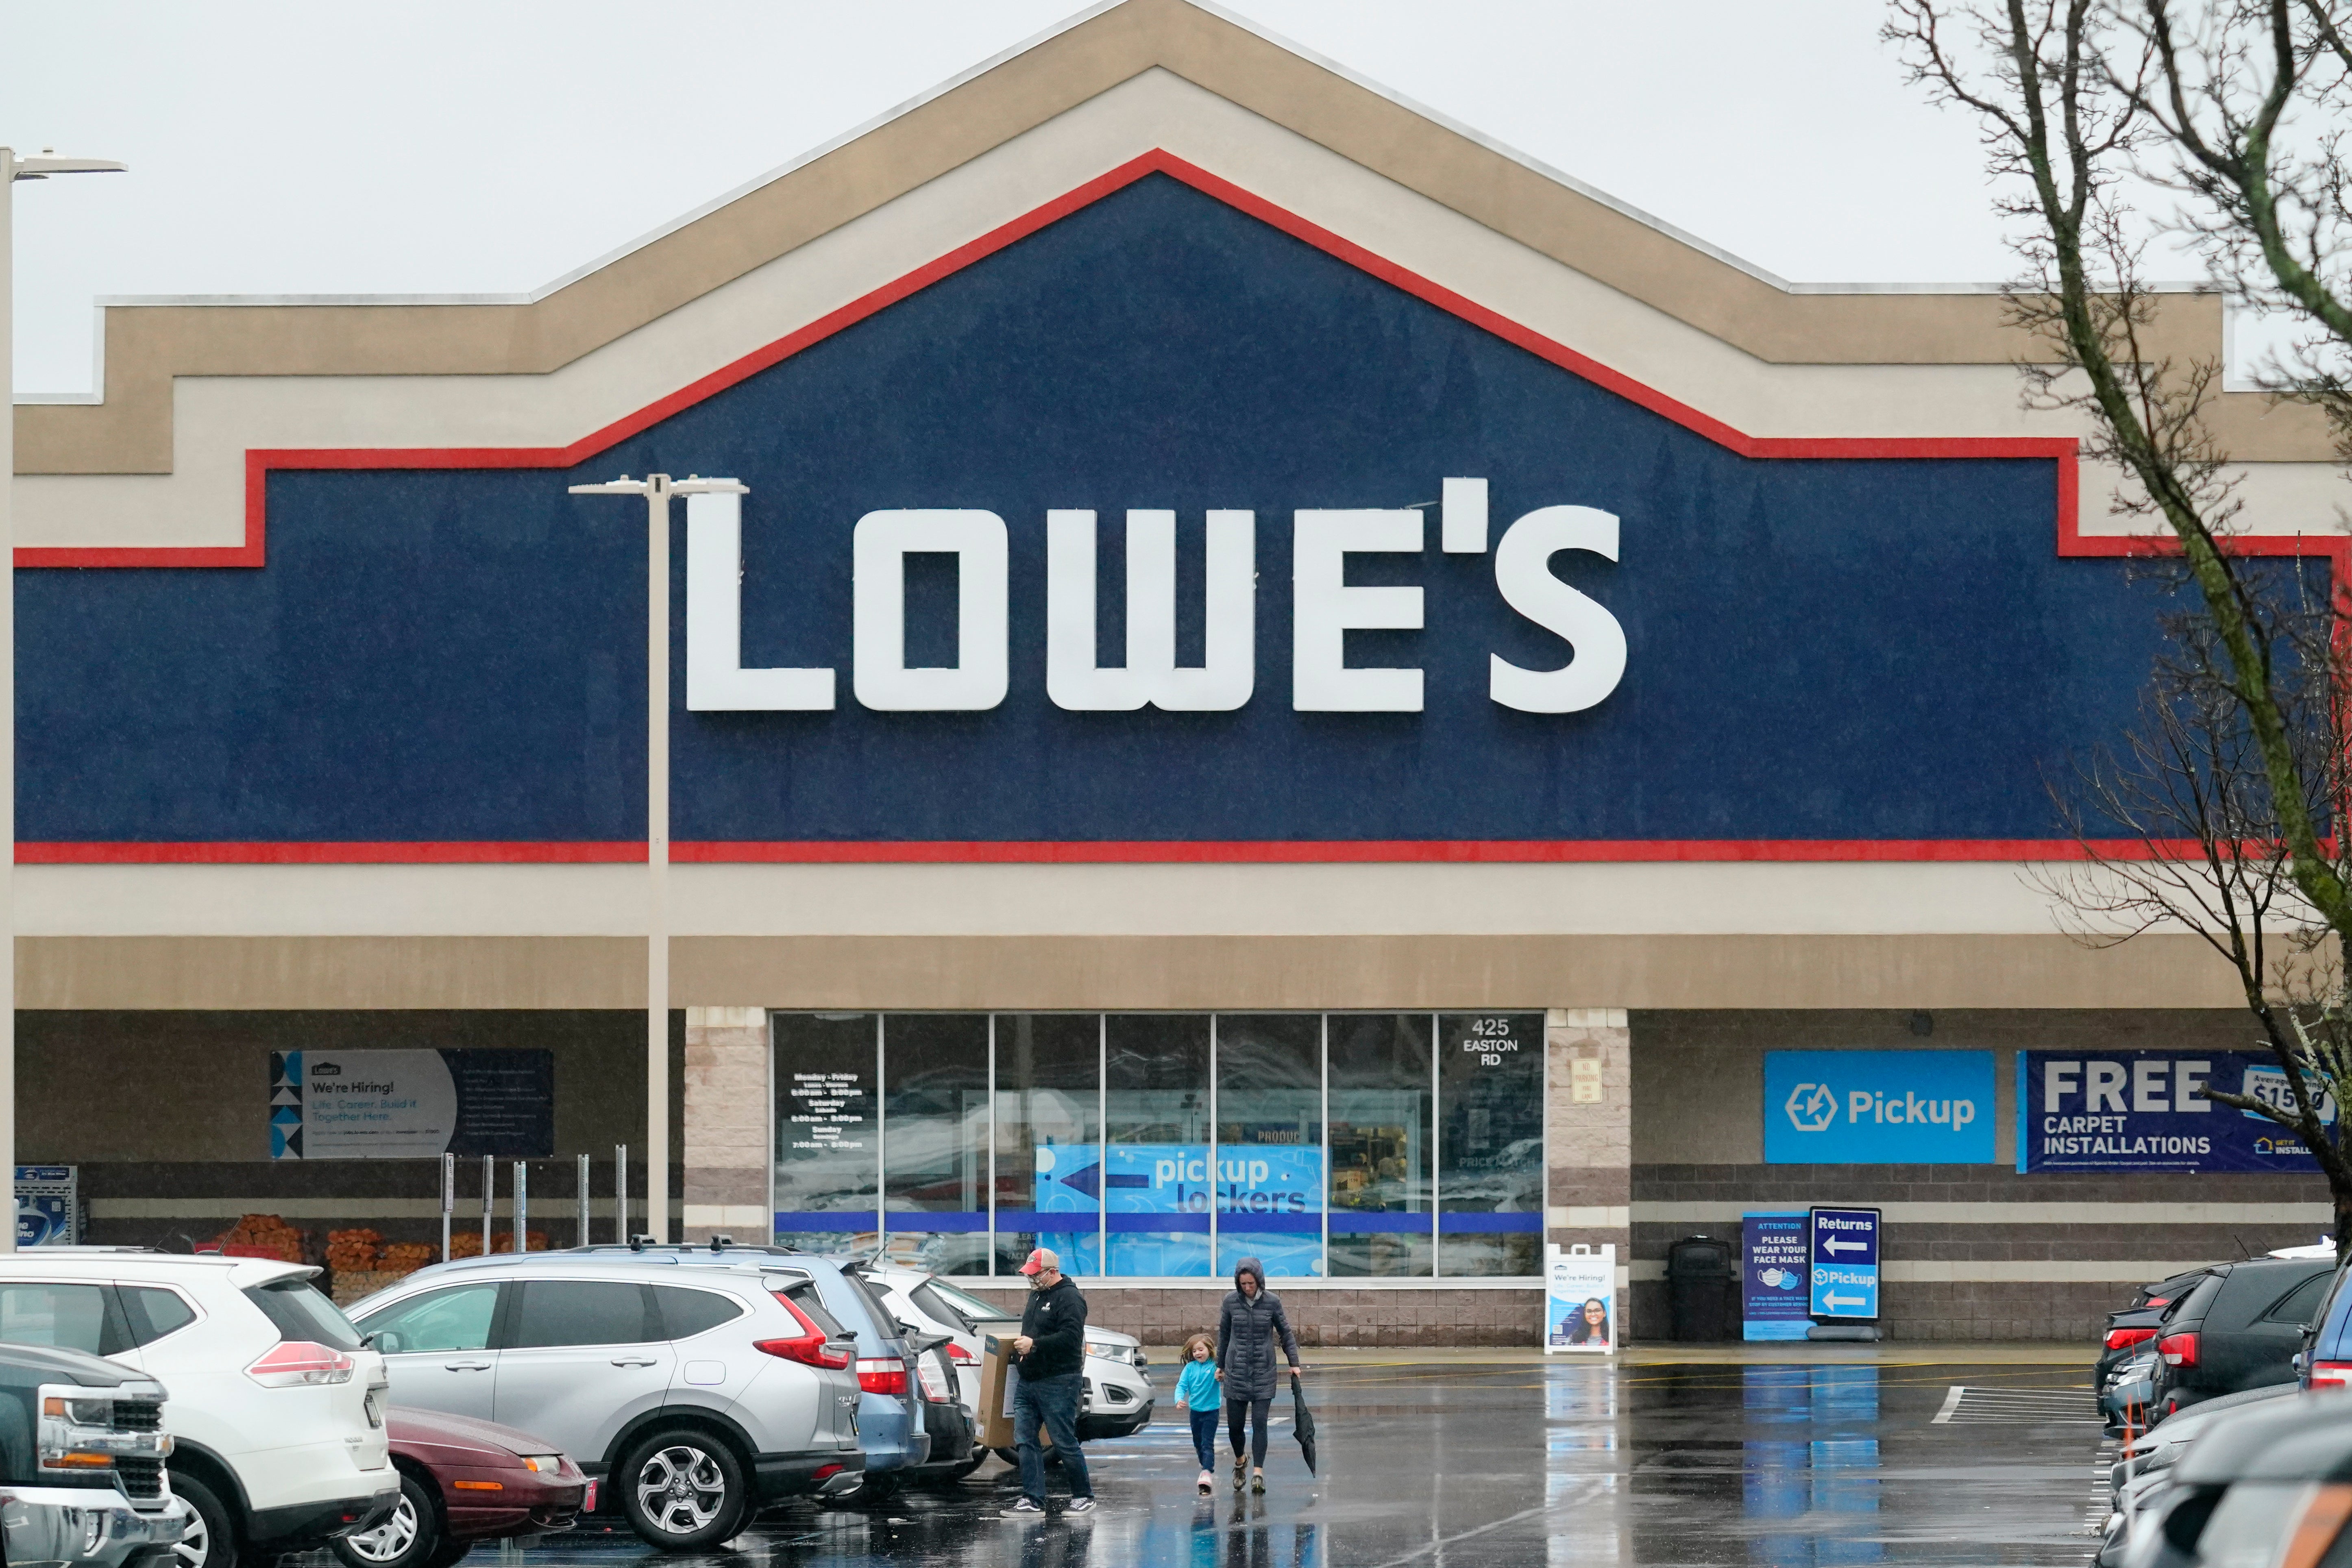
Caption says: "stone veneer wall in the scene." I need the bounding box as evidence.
[952,1285,1542,1348]
[681,1006,770,1241]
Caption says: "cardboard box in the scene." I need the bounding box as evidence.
[976,1334,1048,1450]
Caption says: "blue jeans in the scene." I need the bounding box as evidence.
[1013,1370,1092,1503]
[1187,1406,1221,1471]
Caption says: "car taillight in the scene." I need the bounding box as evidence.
[947,1342,978,1365]
[246,1340,356,1387]
[856,1357,908,1396]
[2158,1332,2199,1367]
[2313,1361,2352,1390]
[916,1357,955,1402]
[758,1291,852,1370]
[755,1333,852,1371]
[2105,1327,2157,1351]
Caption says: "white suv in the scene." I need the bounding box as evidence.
[853,1265,1156,1443]
[0,1252,397,1568]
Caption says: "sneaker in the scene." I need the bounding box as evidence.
[1066,1496,1099,1516]
[1232,1457,1247,1490]
[1002,1497,1045,1518]
[1251,1469,1265,1494]
[1196,1470,1213,1496]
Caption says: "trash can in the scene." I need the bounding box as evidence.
[1667,1233,1739,1341]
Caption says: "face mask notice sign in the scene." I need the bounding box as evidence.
[1808,1206,1880,1322]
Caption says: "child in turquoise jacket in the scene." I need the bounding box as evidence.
[1174,1332,1222,1495]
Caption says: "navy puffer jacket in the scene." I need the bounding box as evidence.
[1216,1257,1300,1402]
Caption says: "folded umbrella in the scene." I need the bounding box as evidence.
[1291,1369,1318,1475]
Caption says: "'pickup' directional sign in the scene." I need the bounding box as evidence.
[1808,1206,1881,1320]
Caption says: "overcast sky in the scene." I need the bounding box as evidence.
[4,1,2064,394]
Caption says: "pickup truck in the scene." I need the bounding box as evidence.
[0,1341,190,1568]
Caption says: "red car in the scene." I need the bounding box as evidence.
[331,1407,586,1568]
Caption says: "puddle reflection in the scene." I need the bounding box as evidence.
[1742,1367,1883,1566]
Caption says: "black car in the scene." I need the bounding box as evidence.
[2145,1257,2336,1419]
[2099,1270,2213,1385]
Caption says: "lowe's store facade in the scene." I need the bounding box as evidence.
[11,0,2345,1343]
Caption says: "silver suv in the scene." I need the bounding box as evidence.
[347,1259,862,1549]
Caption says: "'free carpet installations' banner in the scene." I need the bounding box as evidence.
[2018,1049,2330,1174]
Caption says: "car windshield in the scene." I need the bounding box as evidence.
[243,1276,363,1350]
[914,1277,1013,1331]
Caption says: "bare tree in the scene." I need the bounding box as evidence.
[1887,0,2352,1235]
[2031,597,2352,1237]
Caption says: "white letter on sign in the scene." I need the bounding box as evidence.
[1292,510,1423,712]
[851,510,1008,711]
[685,490,836,710]
[1046,509,1254,711]
[1489,505,1627,713]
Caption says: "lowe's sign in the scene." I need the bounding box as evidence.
[17,173,2198,852]
[1764,1052,1995,1165]
[686,483,1624,715]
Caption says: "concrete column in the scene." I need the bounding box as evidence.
[682,1006,770,1242]
[1546,1006,1632,1313]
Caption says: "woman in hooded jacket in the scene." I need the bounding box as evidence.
[1217,1256,1304,1493]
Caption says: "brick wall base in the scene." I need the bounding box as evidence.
[955,1285,1543,1348]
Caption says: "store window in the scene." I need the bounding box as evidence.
[995,1014,1100,1276]
[1327,1014,1433,1278]
[1105,1015,1212,1277]
[882,1013,990,1276]
[1438,1013,1546,1277]
[1216,1014,1323,1278]
[771,1010,1542,1279]
[773,1013,878,1251]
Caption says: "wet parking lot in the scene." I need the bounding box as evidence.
[334,1361,2108,1568]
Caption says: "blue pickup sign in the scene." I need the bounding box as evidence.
[1809,1206,1881,1320]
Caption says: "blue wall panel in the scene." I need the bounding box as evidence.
[15,175,2215,845]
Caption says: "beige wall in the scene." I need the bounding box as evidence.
[17,932,2249,1012]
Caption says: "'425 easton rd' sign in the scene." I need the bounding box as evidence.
[684,477,1625,715]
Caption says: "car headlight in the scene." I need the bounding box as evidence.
[516,1455,564,1474]
[1084,1340,1135,1365]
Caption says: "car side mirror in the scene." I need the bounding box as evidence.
[370,1331,403,1355]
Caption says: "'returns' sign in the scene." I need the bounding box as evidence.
[1808,1206,1880,1321]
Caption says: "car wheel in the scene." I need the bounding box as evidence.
[333,1473,442,1568]
[850,1473,902,1505]
[619,1429,749,1551]
[170,1473,239,1568]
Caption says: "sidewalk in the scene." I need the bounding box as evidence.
[1142,1342,2096,1367]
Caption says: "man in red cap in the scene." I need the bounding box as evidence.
[1001,1246,1096,1518]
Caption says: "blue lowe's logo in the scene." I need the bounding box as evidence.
[1763,1052,1995,1165]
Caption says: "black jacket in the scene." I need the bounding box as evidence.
[1217,1257,1300,1401]
[1016,1276,1088,1381]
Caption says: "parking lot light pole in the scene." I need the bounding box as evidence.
[2,148,124,1254]
[567,473,745,1245]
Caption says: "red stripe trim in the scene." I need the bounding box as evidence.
[16,842,646,865]
[15,838,2206,865]
[674,838,2194,863]
[16,149,2086,573]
